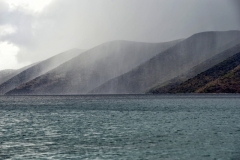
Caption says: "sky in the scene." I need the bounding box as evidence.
[0,0,240,70]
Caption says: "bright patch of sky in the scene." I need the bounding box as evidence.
[0,24,17,36]
[0,41,29,69]
[5,0,53,13]
[0,0,52,70]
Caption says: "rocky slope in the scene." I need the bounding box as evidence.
[91,31,240,94]
[149,43,240,93]
[0,49,82,94]
[6,40,181,95]
[150,51,240,93]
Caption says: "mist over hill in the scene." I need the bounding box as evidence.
[0,63,38,85]
[148,42,240,94]
[5,40,180,95]
[0,49,82,95]
[91,31,240,94]
[3,31,240,95]
[0,70,15,84]
[149,50,240,93]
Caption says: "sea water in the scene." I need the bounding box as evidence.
[0,95,240,160]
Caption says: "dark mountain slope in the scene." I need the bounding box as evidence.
[149,43,240,93]
[91,31,240,94]
[156,51,240,93]
[0,49,82,94]
[196,66,240,93]
[6,40,181,95]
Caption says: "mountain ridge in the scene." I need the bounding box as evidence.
[148,43,240,94]
[90,30,240,94]
[5,40,181,95]
[4,30,240,95]
[0,63,39,85]
[150,50,240,93]
[0,49,82,94]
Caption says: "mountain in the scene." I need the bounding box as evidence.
[5,40,181,95]
[0,49,82,95]
[0,69,15,84]
[91,31,240,94]
[148,43,240,94]
[0,63,38,85]
[149,50,240,93]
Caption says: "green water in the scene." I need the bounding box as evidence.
[0,95,240,159]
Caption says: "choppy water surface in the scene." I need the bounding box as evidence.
[0,95,240,160]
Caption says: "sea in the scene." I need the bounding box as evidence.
[0,94,240,160]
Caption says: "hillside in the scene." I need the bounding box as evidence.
[91,31,240,94]
[152,51,240,93]
[0,49,82,94]
[0,63,38,85]
[6,40,180,95]
[149,43,240,93]
[196,66,240,93]
[0,69,15,84]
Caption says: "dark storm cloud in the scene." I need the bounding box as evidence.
[0,0,240,65]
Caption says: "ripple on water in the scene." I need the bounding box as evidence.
[0,95,240,159]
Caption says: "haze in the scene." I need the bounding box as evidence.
[0,0,240,70]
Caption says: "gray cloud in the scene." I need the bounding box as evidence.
[0,0,240,66]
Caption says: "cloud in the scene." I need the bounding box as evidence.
[0,24,17,36]
[5,0,53,13]
[0,0,240,70]
[0,41,29,69]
